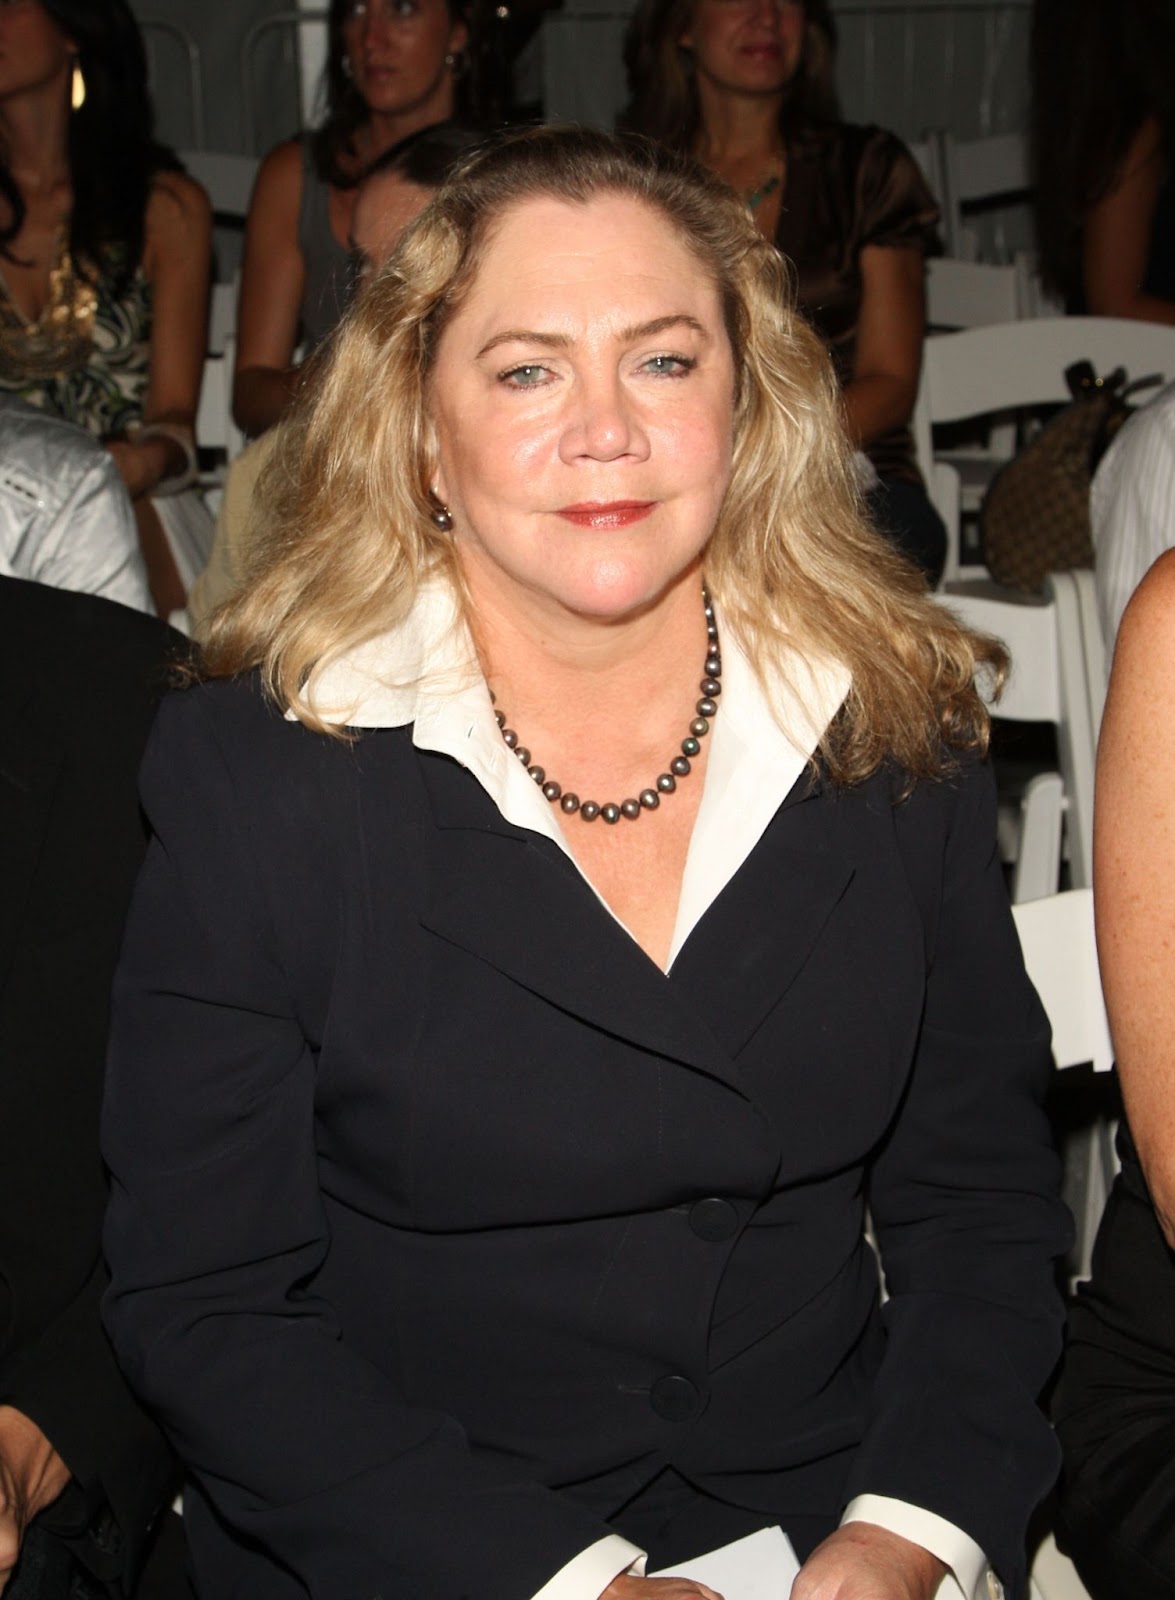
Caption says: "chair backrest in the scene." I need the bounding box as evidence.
[939,575,1097,891]
[196,342,246,467]
[938,131,1031,260]
[208,281,238,355]
[925,257,1021,331]
[907,134,945,211]
[912,316,1175,494]
[1012,889,1113,1072]
[941,584,1061,720]
[180,150,259,222]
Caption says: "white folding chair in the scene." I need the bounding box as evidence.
[936,131,1031,262]
[1013,886,1117,1289]
[939,572,1098,898]
[1030,1533,1094,1600]
[195,341,247,509]
[208,279,238,356]
[925,257,1020,331]
[179,150,259,222]
[913,317,1175,583]
[1012,890,1113,1075]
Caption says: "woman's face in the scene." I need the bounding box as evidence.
[681,0,806,100]
[0,1,74,106]
[428,191,736,626]
[341,0,466,123]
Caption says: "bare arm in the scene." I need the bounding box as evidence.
[1084,117,1175,326]
[106,169,213,499]
[232,140,309,437]
[1094,548,1175,1245]
[841,245,925,451]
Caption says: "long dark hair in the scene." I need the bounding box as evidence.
[1031,0,1175,304]
[311,0,487,188]
[0,0,180,291]
[620,0,839,149]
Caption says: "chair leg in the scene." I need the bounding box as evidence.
[1012,772,1065,904]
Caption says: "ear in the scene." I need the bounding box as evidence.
[448,16,469,55]
[422,411,449,507]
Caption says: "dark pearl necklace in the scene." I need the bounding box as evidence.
[492,587,721,825]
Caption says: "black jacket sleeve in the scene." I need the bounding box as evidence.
[101,688,613,1600]
[846,757,1072,1594]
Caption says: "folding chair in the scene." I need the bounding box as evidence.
[939,575,1096,899]
[913,317,1175,583]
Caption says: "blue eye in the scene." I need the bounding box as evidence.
[500,364,551,388]
[644,354,696,376]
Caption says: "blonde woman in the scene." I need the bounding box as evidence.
[102,129,1069,1600]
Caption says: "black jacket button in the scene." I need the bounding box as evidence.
[650,1374,702,1422]
[688,1197,738,1241]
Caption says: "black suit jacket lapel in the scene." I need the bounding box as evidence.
[416,751,753,1100]
[670,771,856,1059]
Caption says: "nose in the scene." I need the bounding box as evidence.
[558,370,649,466]
[359,1,390,44]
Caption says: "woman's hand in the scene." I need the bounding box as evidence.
[106,433,186,501]
[602,1579,723,1600]
[792,1524,946,1600]
[0,1406,72,1594]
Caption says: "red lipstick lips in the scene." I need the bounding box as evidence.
[555,501,655,529]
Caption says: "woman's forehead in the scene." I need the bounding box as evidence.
[451,191,724,322]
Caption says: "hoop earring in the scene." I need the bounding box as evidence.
[444,49,467,80]
[70,60,86,112]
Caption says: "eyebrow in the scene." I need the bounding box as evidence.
[476,314,709,360]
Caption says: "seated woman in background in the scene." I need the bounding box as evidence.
[0,0,212,619]
[188,121,484,633]
[103,127,1069,1600]
[1051,549,1175,1600]
[232,0,477,439]
[622,0,945,585]
[1031,0,1175,323]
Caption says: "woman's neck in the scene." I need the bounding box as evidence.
[0,80,71,201]
[694,82,784,170]
[462,561,711,761]
[357,92,454,169]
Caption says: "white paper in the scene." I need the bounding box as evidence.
[651,1524,800,1598]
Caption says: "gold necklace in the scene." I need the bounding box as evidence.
[0,227,98,380]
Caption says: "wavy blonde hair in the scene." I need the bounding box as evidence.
[202,125,1001,785]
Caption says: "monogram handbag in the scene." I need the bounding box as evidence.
[979,360,1144,593]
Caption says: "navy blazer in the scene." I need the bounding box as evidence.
[102,675,1071,1600]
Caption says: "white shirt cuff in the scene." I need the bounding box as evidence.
[842,1495,1003,1600]
[530,1533,647,1600]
